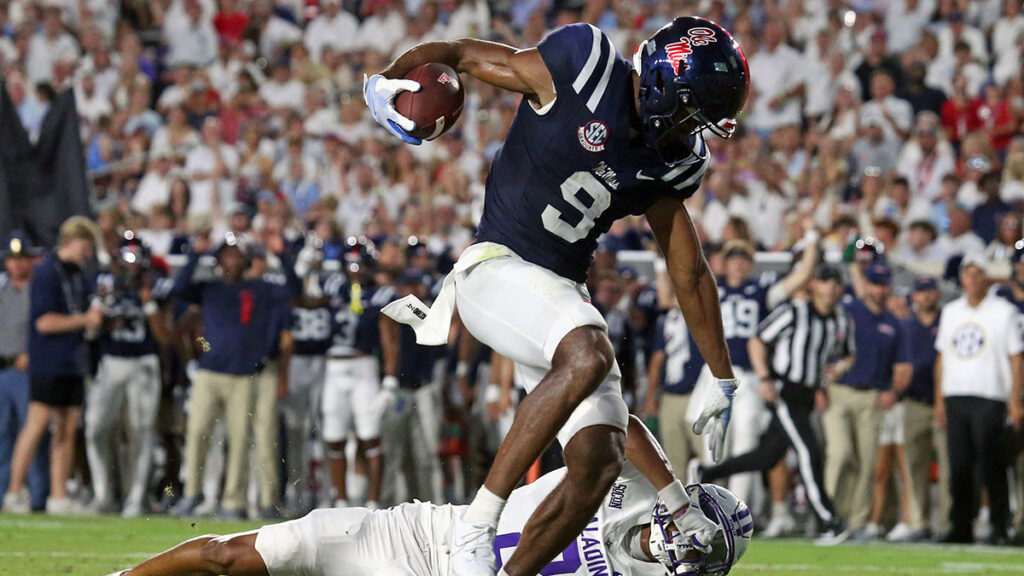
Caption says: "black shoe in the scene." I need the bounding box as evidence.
[938,531,974,544]
[986,531,1009,546]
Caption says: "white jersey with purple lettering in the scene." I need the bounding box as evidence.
[494,463,665,576]
[253,464,665,576]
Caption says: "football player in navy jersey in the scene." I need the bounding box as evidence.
[320,238,396,511]
[644,305,707,478]
[283,238,335,516]
[369,17,747,576]
[708,238,817,513]
[85,233,170,517]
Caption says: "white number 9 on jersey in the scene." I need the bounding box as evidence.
[541,171,612,243]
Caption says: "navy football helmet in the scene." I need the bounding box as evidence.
[633,17,749,153]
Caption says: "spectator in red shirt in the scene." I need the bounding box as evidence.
[214,0,250,45]
[977,83,1016,155]
[941,74,981,147]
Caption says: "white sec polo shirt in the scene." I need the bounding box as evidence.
[936,293,1024,402]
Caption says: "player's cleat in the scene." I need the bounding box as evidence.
[450,510,497,576]
[1,489,30,514]
[814,521,852,546]
[938,530,973,544]
[169,496,200,518]
[217,507,245,521]
[121,501,143,519]
[762,514,796,538]
[885,522,916,542]
[45,497,79,515]
[852,522,884,542]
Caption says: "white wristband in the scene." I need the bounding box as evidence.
[143,301,159,316]
[382,375,399,390]
[484,383,502,403]
[658,479,690,516]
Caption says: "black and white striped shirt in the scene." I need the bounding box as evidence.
[757,299,856,388]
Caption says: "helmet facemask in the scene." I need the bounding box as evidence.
[647,484,752,576]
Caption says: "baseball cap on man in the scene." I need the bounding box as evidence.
[912,276,938,292]
[865,262,892,285]
[2,232,38,258]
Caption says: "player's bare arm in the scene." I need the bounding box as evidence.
[647,198,738,462]
[380,39,556,109]
[647,198,733,380]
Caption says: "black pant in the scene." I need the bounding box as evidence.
[945,396,1010,538]
[703,383,839,527]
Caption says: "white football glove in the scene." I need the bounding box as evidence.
[659,480,717,554]
[363,74,422,145]
[692,378,738,463]
[373,375,400,415]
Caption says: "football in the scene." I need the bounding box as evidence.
[394,62,465,141]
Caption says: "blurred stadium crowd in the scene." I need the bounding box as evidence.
[0,0,1024,548]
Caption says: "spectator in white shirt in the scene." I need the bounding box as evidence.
[25,7,78,83]
[897,112,957,201]
[885,0,933,54]
[934,206,986,257]
[357,0,407,57]
[860,71,914,142]
[936,11,989,67]
[746,21,804,137]
[132,148,177,217]
[164,0,217,68]
[74,72,112,127]
[893,219,948,265]
[184,117,240,219]
[252,0,303,60]
[993,0,1024,58]
[259,60,305,113]
[304,0,359,60]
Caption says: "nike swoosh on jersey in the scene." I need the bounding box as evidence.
[636,170,655,181]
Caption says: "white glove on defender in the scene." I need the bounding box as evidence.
[659,480,717,554]
[692,378,738,463]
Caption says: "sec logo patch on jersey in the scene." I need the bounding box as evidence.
[577,120,608,152]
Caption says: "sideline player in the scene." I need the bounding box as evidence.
[104,417,752,576]
[320,238,394,509]
[85,233,170,517]
[370,16,747,576]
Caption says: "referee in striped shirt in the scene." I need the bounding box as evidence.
[699,264,856,545]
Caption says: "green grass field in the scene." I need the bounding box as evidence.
[1,514,1023,576]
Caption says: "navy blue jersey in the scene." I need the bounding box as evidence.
[291,306,333,356]
[397,323,441,389]
[95,272,159,358]
[653,308,705,395]
[717,276,772,370]
[28,254,95,377]
[323,273,395,356]
[476,24,710,282]
[900,313,939,404]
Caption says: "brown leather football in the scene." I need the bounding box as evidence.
[394,63,465,141]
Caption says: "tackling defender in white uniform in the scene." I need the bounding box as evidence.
[106,417,752,576]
